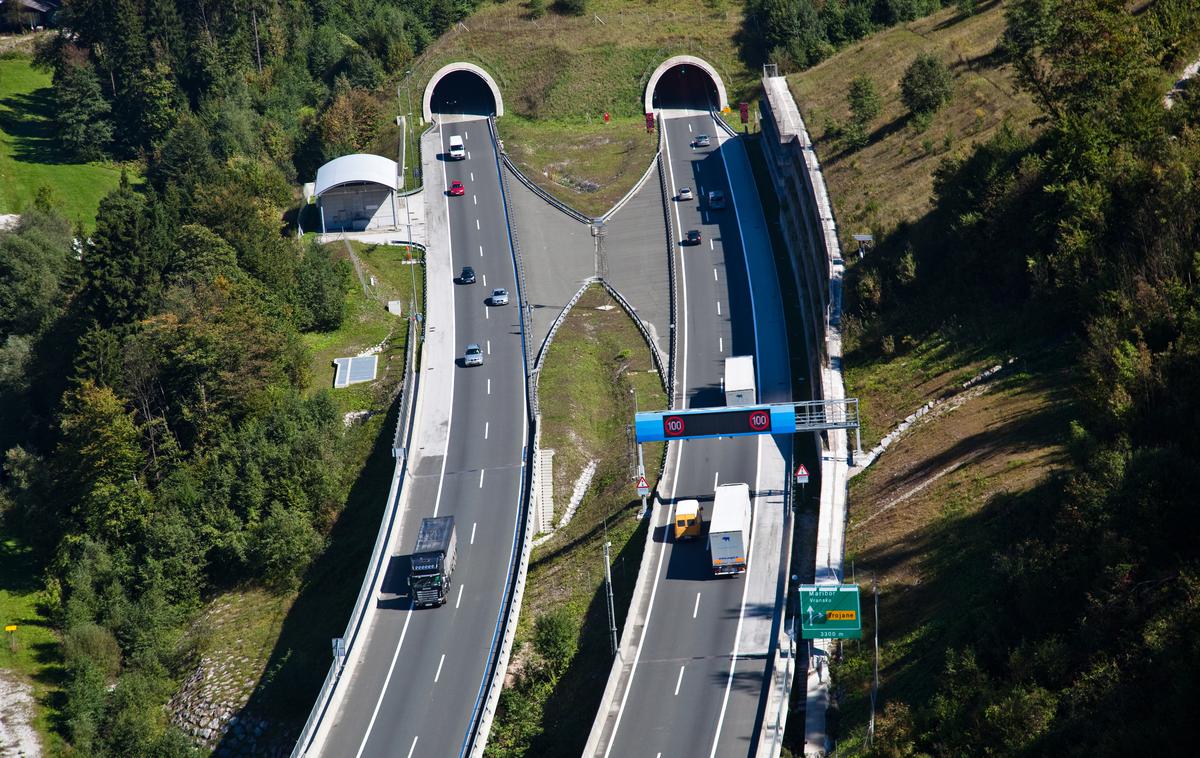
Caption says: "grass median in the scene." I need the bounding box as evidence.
[487,286,666,757]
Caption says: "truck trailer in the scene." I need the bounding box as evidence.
[409,516,457,607]
[708,483,751,576]
[724,356,756,406]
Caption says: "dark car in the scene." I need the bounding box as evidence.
[459,266,476,284]
[685,229,702,245]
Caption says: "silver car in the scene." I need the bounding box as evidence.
[707,190,726,210]
[463,343,484,366]
[490,288,510,306]
[677,187,694,201]
[694,134,711,148]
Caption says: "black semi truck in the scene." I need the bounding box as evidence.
[409,516,457,607]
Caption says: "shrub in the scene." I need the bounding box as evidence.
[554,0,587,16]
[901,53,953,117]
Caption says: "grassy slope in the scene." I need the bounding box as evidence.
[488,286,666,755]
[413,0,756,216]
[785,6,1074,752]
[0,56,135,230]
[0,537,62,754]
[178,243,423,742]
[788,1,1040,246]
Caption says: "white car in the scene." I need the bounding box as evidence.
[693,134,711,148]
[463,344,483,366]
[490,288,510,306]
[678,187,694,201]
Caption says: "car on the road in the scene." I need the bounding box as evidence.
[463,343,484,366]
[489,288,509,306]
[449,180,465,196]
[693,134,711,148]
[677,187,694,201]
[685,229,702,246]
[707,190,726,210]
[458,266,476,284]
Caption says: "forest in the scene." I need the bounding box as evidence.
[844,0,1200,753]
[0,0,477,754]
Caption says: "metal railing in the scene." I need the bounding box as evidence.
[655,127,680,407]
[498,151,594,224]
[793,398,859,431]
[291,302,424,757]
[465,117,538,756]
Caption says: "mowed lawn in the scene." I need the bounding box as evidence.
[0,55,132,229]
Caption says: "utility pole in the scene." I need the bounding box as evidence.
[251,8,262,75]
[868,574,879,747]
[632,388,648,519]
[603,541,618,656]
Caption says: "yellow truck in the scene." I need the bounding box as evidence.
[673,499,704,541]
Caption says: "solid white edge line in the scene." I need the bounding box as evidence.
[709,112,767,758]
[604,111,692,758]
[709,434,764,758]
[435,654,446,682]
[674,665,685,696]
[356,116,460,758]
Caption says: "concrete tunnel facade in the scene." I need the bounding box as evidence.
[422,62,505,121]
[645,55,730,113]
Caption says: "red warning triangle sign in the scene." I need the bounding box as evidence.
[636,475,649,489]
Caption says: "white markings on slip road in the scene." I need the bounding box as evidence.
[455,585,464,609]
[484,422,490,440]
[470,522,477,544]
[693,592,701,618]
[674,665,685,696]
[434,654,445,682]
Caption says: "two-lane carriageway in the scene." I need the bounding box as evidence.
[318,115,528,758]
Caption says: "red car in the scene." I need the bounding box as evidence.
[449,180,465,196]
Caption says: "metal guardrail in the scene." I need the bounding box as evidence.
[465,117,538,756]
[291,300,423,757]
[655,126,680,407]
[498,151,594,224]
[599,280,668,396]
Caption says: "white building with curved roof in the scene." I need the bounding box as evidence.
[312,154,400,233]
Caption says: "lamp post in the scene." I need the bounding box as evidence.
[632,387,647,519]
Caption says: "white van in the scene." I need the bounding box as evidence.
[448,135,465,160]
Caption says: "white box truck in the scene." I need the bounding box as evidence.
[708,483,751,576]
[724,356,756,406]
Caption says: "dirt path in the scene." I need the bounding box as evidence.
[0,670,41,757]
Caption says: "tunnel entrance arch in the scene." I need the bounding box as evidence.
[644,55,729,113]
[423,62,505,121]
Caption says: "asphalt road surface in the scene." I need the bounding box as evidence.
[603,111,772,758]
[318,116,528,758]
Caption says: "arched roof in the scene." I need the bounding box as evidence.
[644,55,729,113]
[423,62,505,122]
[314,154,398,196]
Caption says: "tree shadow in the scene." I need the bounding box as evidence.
[524,515,648,756]
[0,87,74,166]
[211,396,402,753]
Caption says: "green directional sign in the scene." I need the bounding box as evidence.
[799,584,862,640]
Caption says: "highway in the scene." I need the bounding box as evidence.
[317,115,528,758]
[602,108,787,757]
